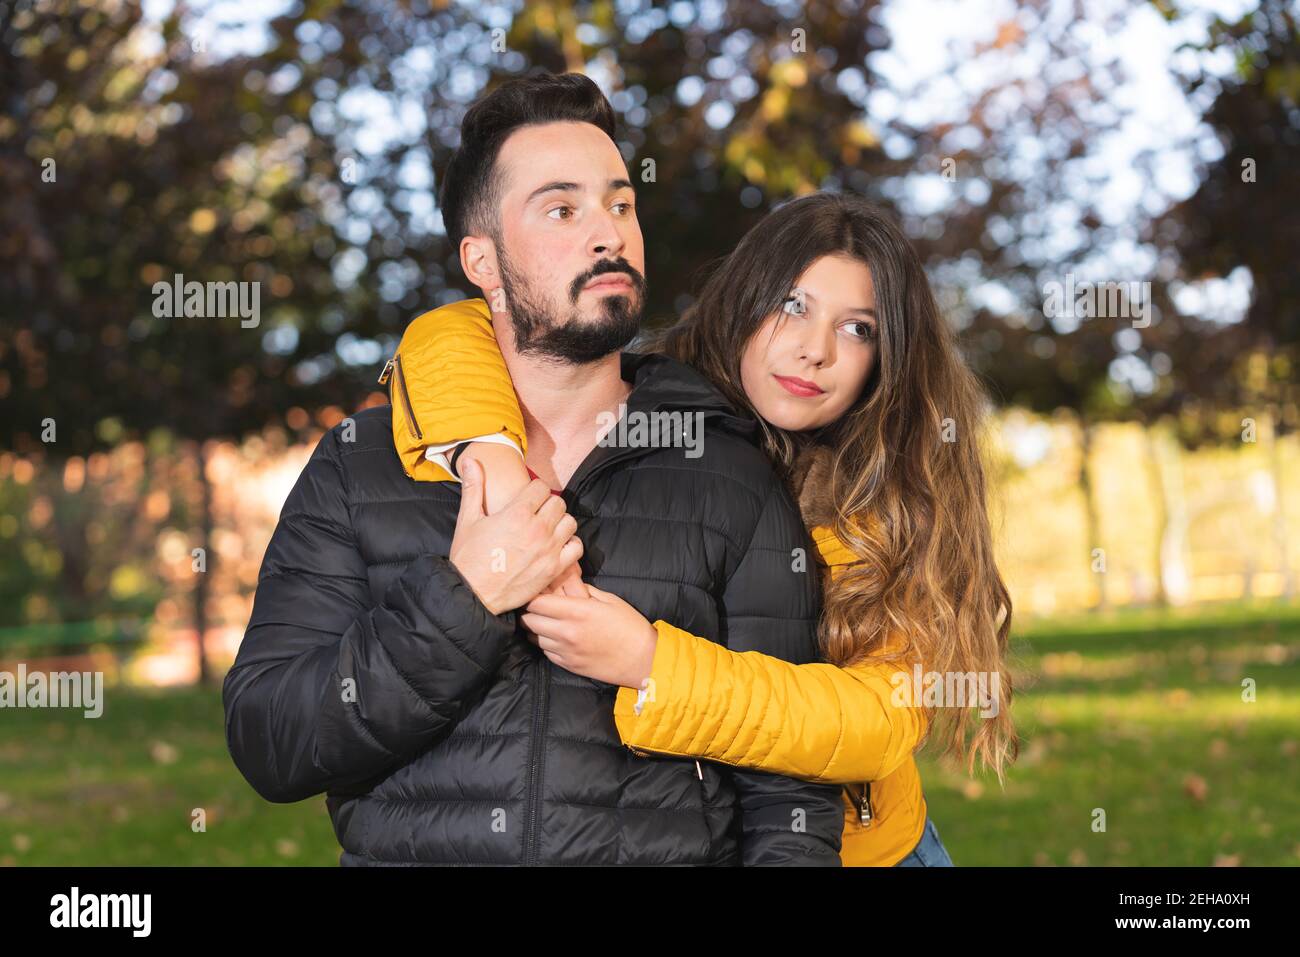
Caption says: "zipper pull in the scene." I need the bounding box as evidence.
[377,357,394,385]
[855,782,873,827]
[695,760,703,780]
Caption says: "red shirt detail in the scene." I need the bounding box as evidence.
[525,465,565,497]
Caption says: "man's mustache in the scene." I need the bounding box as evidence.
[568,258,646,303]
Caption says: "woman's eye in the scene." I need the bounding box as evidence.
[547,206,574,221]
[781,295,807,316]
[846,321,877,341]
[612,201,633,215]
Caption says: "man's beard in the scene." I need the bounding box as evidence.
[497,247,645,365]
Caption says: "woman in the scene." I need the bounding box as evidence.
[381,192,1016,865]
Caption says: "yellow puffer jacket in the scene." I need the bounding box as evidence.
[381,299,528,483]
[386,299,929,866]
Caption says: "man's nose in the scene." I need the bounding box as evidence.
[589,211,626,258]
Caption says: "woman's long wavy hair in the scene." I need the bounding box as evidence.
[646,193,1017,780]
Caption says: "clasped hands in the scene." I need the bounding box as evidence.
[448,457,656,689]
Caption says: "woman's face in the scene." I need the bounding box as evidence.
[739,253,879,432]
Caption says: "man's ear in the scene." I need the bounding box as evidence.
[460,234,502,308]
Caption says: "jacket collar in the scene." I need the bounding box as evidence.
[563,351,756,496]
[791,442,839,530]
[573,355,853,546]
[617,351,755,436]
[622,355,853,537]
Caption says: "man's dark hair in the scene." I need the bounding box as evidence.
[439,71,618,250]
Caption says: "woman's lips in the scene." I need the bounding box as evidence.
[773,374,824,397]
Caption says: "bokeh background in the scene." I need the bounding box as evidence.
[1,0,1297,865]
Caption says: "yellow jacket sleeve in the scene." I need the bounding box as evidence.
[384,298,527,483]
[612,619,927,784]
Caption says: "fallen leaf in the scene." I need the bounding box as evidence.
[1183,773,1209,802]
[149,740,180,765]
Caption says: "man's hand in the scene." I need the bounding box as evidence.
[458,440,589,599]
[449,458,583,615]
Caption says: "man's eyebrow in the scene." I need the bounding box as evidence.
[792,287,876,316]
[526,181,581,204]
[526,178,637,205]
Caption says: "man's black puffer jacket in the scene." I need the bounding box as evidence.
[223,351,844,865]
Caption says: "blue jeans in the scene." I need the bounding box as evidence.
[894,817,954,867]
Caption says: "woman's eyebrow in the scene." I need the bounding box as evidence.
[792,287,876,316]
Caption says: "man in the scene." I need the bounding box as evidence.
[223,71,843,865]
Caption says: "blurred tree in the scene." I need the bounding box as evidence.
[1156,0,1298,597]
[292,0,904,324]
[3,0,1293,670]
[881,0,1294,606]
[1166,0,1299,354]
[1,0,909,676]
[0,0,380,681]
[880,0,1138,609]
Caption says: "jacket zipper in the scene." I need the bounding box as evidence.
[378,354,423,441]
[557,404,709,851]
[846,781,874,827]
[568,412,692,500]
[630,735,849,821]
[522,657,550,865]
[623,741,703,780]
[512,428,651,863]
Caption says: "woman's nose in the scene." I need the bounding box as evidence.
[797,323,835,366]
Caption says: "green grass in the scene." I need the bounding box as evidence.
[921,600,1300,866]
[0,686,337,865]
[2,602,1297,865]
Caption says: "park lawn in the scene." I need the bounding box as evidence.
[0,684,336,866]
[1,601,1296,866]
[920,601,1300,866]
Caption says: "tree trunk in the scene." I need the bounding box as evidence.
[194,441,213,686]
[1155,435,1192,606]
[1269,406,1293,599]
[51,467,90,632]
[1142,423,1169,607]
[1078,417,1107,611]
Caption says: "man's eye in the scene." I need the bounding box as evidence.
[547,206,574,220]
[612,201,634,215]
[781,295,806,316]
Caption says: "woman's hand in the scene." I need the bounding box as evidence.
[544,561,589,597]
[519,585,657,689]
